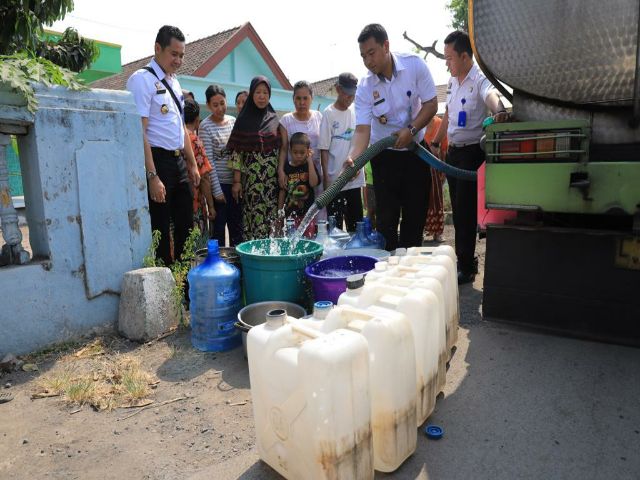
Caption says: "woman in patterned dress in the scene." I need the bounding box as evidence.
[227,76,288,241]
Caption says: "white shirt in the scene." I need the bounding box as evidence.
[318,103,364,191]
[445,63,497,145]
[355,52,437,148]
[280,111,323,171]
[126,58,185,151]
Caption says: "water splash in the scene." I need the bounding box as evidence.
[290,204,320,249]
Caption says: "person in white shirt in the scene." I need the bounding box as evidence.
[318,73,364,232]
[279,81,325,221]
[349,24,438,251]
[431,30,507,284]
[199,84,242,247]
[126,25,200,266]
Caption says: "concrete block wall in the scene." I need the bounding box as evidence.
[0,84,151,354]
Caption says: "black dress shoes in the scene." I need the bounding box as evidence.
[457,271,476,285]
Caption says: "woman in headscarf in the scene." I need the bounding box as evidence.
[228,76,288,240]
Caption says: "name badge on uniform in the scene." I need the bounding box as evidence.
[160,104,169,114]
[458,98,467,127]
[155,82,166,94]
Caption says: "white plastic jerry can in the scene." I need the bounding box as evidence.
[406,245,457,265]
[338,279,441,426]
[247,309,374,480]
[365,260,458,362]
[367,274,448,394]
[303,304,417,473]
[399,254,460,354]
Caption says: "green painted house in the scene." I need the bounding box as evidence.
[7,32,123,197]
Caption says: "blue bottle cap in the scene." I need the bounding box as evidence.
[314,301,333,309]
[425,424,443,439]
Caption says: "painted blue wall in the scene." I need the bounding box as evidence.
[0,85,150,355]
[209,51,234,84]
[191,36,337,114]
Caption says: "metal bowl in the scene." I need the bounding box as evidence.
[234,301,306,358]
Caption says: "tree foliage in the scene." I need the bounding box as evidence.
[0,53,87,112]
[447,0,469,32]
[0,1,96,112]
[36,27,99,73]
[0,0,75,55]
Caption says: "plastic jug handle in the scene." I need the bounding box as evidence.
[398,265,421,273]
[290,322,323,339]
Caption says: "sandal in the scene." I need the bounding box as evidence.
[0,392,14,404]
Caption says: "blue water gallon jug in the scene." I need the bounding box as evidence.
[363,217,386,249]
[344,221,375,249]
[188,239,242,352]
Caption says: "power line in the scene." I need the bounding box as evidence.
[63,14,156,35]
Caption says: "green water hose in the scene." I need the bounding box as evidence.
[314,135,478,209]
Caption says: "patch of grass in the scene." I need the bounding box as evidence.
[110,356,153,401]
[33,353,157,410]
[166,344,179,359]
[65,375,97,404]
[37,367,75,393]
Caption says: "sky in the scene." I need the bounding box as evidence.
[50,0,456,86]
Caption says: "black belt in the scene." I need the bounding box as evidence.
[448,142,480,149]
[151,147,182,157]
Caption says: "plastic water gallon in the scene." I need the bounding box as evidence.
[338,278,442,426]
[366,274,448,393]
[247,309,374,480]
[328,215,350,243]
[344,221,375,249]
[399,255,460,353]
[188,239,241,352]
[315,220,341,258]
[368,261,458,360]
[298,305,417,473]
[363,217,386,250]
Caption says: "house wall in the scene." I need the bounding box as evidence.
[0,85,150,355]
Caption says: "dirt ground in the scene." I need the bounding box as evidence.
[0,225,484,479]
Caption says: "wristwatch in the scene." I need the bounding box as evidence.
[407,124,418,136]
[146,170,158,180]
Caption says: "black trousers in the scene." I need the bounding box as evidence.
[446,144,484,274]
[149,147,193,266]
[213,183,243,247]
[370,149,431,251]
[327,187,363,232]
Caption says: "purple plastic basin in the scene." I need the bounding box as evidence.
[305,255,378,304]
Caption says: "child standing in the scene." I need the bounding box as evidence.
[318,72,364,232]
[184,99,216,235]
[278,132,319,238]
